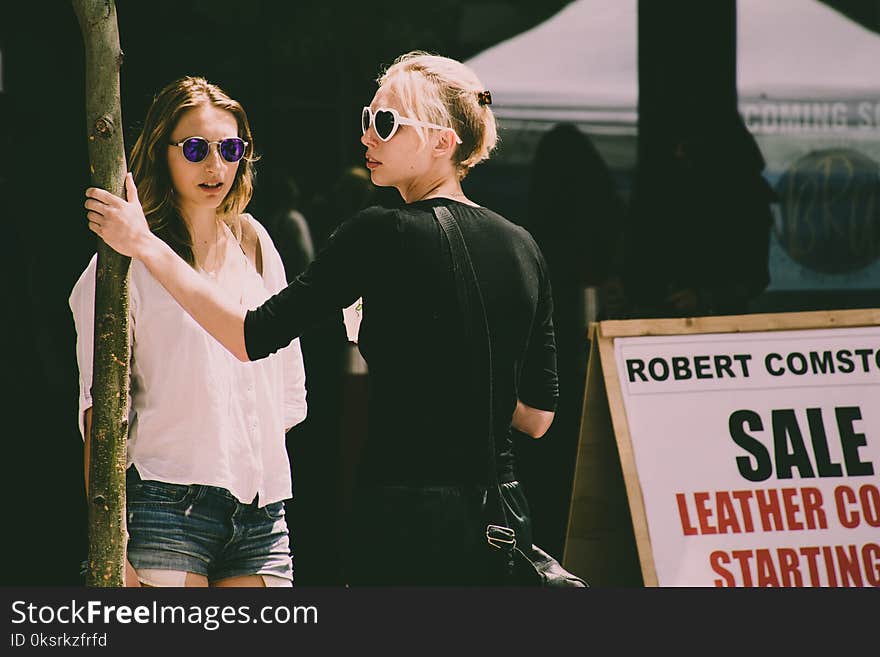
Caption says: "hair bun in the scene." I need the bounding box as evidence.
[477,90,492,106]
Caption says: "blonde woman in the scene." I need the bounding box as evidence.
[71,77,307,587]
[85,53,557,586]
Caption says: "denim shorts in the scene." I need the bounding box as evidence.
[125,466,292,584]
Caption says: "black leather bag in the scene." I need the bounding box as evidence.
[481,481,588,587]
[433,206,587,588]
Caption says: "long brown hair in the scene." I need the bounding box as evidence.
[129,76,257,266]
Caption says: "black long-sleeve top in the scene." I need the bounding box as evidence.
[245,198,558,486]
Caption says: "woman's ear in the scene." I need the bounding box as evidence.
[432,130,458,159]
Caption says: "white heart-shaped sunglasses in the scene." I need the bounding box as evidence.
[362,106,462,144]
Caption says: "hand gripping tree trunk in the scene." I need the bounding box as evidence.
[73,0,130,587]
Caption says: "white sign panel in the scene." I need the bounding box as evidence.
[614,326,880,586]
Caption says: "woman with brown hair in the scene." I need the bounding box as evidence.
[70,76,307,587]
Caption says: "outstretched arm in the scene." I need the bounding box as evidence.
[85,174,250,361]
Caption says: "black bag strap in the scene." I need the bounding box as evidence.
[432,205,495,476]
[432,205,515,550]
[433,205,588,588]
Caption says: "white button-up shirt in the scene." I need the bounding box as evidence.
[69,215,307,505]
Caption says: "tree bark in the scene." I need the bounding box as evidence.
[72,0,130,588]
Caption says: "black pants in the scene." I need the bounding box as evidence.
[344,481,532,586]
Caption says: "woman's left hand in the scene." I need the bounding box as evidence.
[85,172,150,258]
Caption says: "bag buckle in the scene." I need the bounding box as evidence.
[486,524,516,550]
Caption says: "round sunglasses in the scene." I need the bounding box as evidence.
[170,136,248,163]
[361,107,462,144]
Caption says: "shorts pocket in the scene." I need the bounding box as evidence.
[262,501,286,521]
[129,479,194,506]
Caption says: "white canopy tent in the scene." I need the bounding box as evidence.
[467,0,880,115]
[738,0,880,99]
[464,0,880,293]
[465,0,637,127]
[465,0,880,164]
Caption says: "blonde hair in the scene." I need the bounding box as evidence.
[377,51,497,180]
[129,76,258,266]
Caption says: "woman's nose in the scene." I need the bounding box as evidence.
[204,144,224,171]
[361,128,376,148]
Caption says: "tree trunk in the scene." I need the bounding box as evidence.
[72,0,130,588]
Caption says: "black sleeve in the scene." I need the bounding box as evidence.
[517,248,559,412]
[244,206,395,360]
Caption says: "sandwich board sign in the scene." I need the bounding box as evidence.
[562,309,880,587]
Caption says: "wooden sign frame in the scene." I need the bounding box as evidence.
[562,308,880,586]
